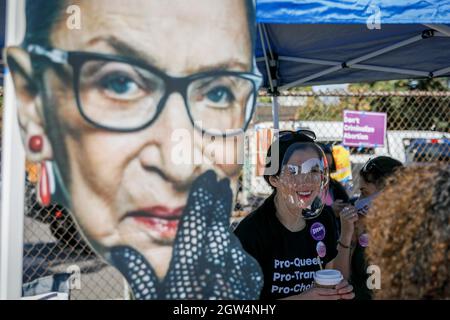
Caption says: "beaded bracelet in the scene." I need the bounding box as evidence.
[337,240,351,249]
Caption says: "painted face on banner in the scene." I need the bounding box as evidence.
[7,0,263,299]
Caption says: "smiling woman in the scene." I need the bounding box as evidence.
[234,130,356,300]
[6,0,263,299]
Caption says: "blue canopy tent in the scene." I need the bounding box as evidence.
[255,0,450,128]
[1,1,450,89]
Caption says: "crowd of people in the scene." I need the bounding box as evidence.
[234,129,449,300]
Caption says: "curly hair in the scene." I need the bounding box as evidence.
[365,163,450,299]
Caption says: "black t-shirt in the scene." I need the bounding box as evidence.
[329,179,350,203]
[350,241,373,300]
[234,193,338,300]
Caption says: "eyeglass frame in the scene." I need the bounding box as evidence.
[25,44,263,137]
[361,158,383,175]
[278,129,317,142]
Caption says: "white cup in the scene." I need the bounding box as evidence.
[314,269,343,289]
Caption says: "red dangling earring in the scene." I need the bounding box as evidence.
[29,135,53,206]
[29,136,51,206]
[29,135,43,153]
[38,161,51,207]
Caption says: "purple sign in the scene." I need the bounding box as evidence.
[343,110,387,148]
[310,222,326,241]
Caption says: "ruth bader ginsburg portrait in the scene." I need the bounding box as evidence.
[5,0,264,300]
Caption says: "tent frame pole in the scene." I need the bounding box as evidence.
[258,23,280,130]
[280,55,432,76]
[278,30,444,90]
[280,56,338,66]
[345,34,423,65]
[433,66,450,77]
[271,96,280,131]
[424,24,450,37]
[280,56,430,77]
[351,64,429,77]
[262,24,275,61]
[258,24,275,94]
[280,65,341,89]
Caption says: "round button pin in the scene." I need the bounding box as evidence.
[359,233,369,248]
[316,241,327,258]
[310,222,326,241]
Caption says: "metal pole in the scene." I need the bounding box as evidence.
[280,56,339,66]
[351,63,429,77]
[262,24,274,61]
[271,96,280,130]
[0,0,26,300]
[280,64,342,90]
[258,24,274,93]
[280,33,424,90]
[424,24,450,37]
[346,34,423,66]
[433,65,450,77]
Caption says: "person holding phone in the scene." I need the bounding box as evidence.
[349,156,403,299]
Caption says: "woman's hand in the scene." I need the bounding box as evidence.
[339,205,359,242]
[331,199,347,218]
[286,280,354,300]
[335,279,355,299]
[109,170,263,300]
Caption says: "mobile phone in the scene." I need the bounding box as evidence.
[354,197,371,216]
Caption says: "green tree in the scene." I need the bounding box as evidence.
[292,78,449,132]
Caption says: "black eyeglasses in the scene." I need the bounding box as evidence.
[26,44,262,137]
[278,129,316,141]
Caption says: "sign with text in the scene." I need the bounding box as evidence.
[343,110,387,148]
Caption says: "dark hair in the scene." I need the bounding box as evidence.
[24,0,256,54]
[317,143,336,172]
[263,132,323,189]
[359,156,403,187]
[24,0,65,46]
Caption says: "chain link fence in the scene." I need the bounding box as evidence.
[1,88,449,298]
[235,90,450,216]
[0,88,129,300]
[23,163,130,300]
